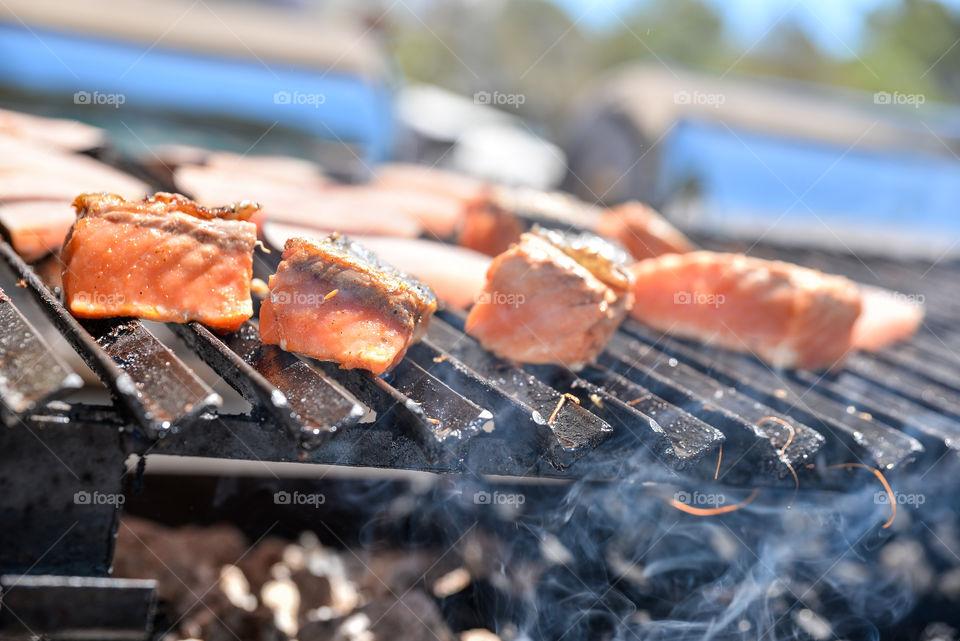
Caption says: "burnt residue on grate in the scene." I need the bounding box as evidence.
[601,331,823,482]
[0,288,82,420]
[82,318,221,434]
[574,363,725,466]
[430,312,614,468]
[171,321,365,449]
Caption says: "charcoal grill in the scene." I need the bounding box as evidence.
[2,190,960,637]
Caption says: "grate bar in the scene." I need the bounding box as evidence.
[602,332,824,479]
[429,312,614,467]
[844,353,960,419]
[170,321,365,449]
[619,321,927,469]
[0,287,82,420]
[526,362,715,468]
[0,240,219,438]
[317,359,491,466]
[83,318,222,433]
[576,364,725,464]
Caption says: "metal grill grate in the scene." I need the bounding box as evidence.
[1,234,959,484]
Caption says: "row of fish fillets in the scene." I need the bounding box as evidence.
[0,107,923,379]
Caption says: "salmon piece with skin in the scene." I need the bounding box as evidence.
[62,192,258,332]
[595,201,696,260]
[0,135,149,202]
[0,108,105,152]
[261,221,493,309]
[628,252,863,370]
[259,235,437,375]
[176,165,423,239]
[484,187,695,261]
[371,164,524,254]
[0,200,76,262]
[466,229,634,369]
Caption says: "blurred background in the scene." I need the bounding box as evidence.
[2,0,959,251]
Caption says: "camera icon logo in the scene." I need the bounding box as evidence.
[674,291,692,305]
[274,490,291,504]
[674,90,691,105]
[474,491,491,504]
[673,491,691,504]
[74,91,91,105]
[473,91,491,105]
[74,490,91,504]
[274,91,292,105]
[271,290,291,305]
[874,91,892,105]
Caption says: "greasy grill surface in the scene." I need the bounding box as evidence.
[0,287,81,421]
[171,320,365,449]
[1,233,959,482]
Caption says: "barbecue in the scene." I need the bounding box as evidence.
[1,108,959,639]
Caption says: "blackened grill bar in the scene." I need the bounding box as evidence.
[0,239,221,438]
[0,287,82,422]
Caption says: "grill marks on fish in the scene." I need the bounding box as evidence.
[61,192,258,332]
[259,235,437,375]
[465,229,634,369]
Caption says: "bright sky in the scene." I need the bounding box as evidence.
[549,0,960,57]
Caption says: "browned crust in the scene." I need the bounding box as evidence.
[72,191,260,222]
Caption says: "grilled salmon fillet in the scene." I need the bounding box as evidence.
[595,201,696,260]
[628,252,863,370]
[0,107,105,152]
[465,229,634,368]
[478,187,695,261]
[0,134,148,202]
[62,192,258,332]
[263,221,493,310]
[0,200,76,262]
[259,235,437,375]
[853,285,924,352]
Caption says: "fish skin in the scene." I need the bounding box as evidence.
[61,192,257,332]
